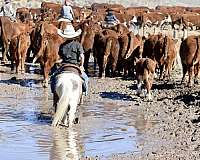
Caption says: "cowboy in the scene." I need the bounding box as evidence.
[0,0,15,21]
[51,23,89,96]
[102,8,120,28]
[59,0,74,22]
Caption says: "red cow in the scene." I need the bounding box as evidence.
[10,33,31,73]
[135,58,157,101]
[33,33,64,87]
[180,35,200,87]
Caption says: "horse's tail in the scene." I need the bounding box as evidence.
[52,83,71,127]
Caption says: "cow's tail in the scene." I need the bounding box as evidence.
[193,36,200,65]
[105,37,113,57]
[17,34,23,61]
[32,37,48,63]
[163,36,168,62]
[125,32,135,59]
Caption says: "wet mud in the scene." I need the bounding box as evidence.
[0,63,199,160]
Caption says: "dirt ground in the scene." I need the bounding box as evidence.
[0,60,200,160]
[83,67,200,160]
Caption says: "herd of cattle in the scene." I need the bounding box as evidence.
[0,2,200,100]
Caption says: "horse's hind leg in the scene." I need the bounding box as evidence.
[68,99,79,126]
[52,99,69,127]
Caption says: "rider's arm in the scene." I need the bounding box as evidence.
[78,43,85,72]
[113,15,120,23]
[80,53,84,67]
[70,6,74,18]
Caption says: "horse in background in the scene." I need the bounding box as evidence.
[51,70,83,127]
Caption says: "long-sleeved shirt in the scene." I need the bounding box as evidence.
[61,5,74,21]
[0,3,15,20]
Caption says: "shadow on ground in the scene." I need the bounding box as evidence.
[174,91,200,106]
[0,76,42,88]
[100,91,136,101]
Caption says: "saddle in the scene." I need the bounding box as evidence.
[58,63,82,76]
[51,63,83,94]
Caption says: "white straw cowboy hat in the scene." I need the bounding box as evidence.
[64,0,72,5]
[57,23,82,38]
[4,0,11,3]
[58,18,71,22]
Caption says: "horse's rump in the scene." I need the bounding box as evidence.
[52,72,83,127]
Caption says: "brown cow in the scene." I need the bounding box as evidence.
[143,34,177,81]
[186,7,200,13]
[140,11,170,28]
[94,31,120,78]
[30,21,58,58]
[91,3,124,12]
[0,16,33,63]
[10,33,31,73]
[33,33,64,87]
[135,58,157,101]
[16,7,31,22]
[181,13,200,30]
[154,35,177,80]
[180,35,200,87]
[123,34,144,76]
[41,2,62,15]
[80,20,101,74]
[29,8,41,21]
[155,6,186,13]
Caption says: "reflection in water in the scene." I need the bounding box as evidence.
[50,128,79,160]
[0,78,157,159]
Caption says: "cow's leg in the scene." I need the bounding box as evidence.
[123,62,129,77]
[181,63,187,84]
[102,55,109,78]
[15,56,20,74]
[21,57,25,73]
[21,48,27,73]
[194,63,200,84]
[188,66,194,87]
[111,55,118,77]
[146,76,154,101]
[43,63,51,88]
[136,75,143,96]
[2,42,9,63]
[96,55,103,77]
[93,48,97,71]
[9,45,15,71]
[164,60,173,81]
[97,59,103,78]
[84,50,90,74]
[159,64,164,80]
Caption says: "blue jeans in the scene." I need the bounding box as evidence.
[82,72,89,96]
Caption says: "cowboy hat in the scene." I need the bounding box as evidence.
[4,0,11,3]
[57,23,82,38]
[64,0,72,5]
[58,18,71,22]
[106,8,114,12]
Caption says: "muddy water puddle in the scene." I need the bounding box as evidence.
[0,74,158,159]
